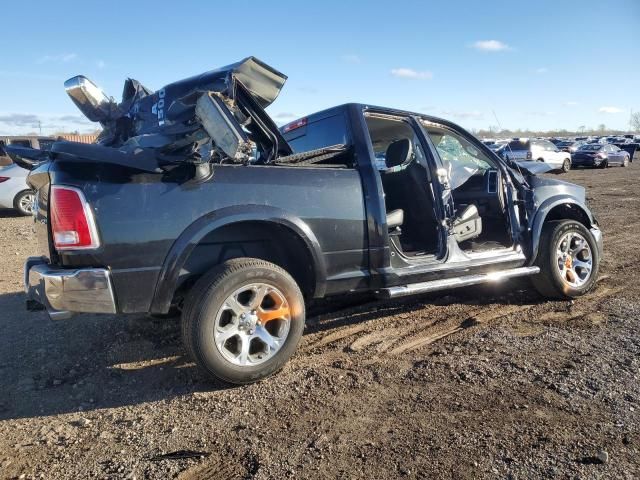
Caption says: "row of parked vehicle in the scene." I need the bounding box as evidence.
[483,134,638,172]
[0,135,97,215]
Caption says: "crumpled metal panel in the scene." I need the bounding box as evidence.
[61,57,288,169]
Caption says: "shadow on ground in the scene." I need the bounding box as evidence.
[0,208,25,218]
[0,278,545,421]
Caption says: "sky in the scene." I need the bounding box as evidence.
[0,0,638,136]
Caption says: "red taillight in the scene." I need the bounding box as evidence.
[0,176,9,183]
[282,117,307,133]
[50,186,99,250]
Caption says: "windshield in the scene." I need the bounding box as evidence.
[507,140,530,151]
[579,144,602,151]
[425,123,495,190]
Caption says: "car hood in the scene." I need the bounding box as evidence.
[512,160,554,175]
[529,175,586,205]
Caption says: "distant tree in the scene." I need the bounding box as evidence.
[598,123,606,133]
[578,125,586,133]
[630,112,640,132]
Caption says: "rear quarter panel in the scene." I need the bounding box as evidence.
[49,161,367,312]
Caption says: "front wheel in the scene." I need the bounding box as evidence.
[622,156,629,167]
[532,220,599,299]
[182,258,305,384]
[562,158,571,173]
[14,190,35,216]
[599,159,608,169]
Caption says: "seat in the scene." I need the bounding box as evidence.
[385,138,412,170]
[387,209,404,229]
[381,139,438,253]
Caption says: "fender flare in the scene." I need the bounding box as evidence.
[150,204,327,313]
[528,196,596,265]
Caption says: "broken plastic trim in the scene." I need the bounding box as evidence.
[274,144,350,166]
[195,92,250,161]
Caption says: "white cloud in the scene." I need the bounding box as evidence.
[526,111,556,117]
[390,68,433,80]
[0,113,40,127]
[36,53,78,64]
[564,101,579,107]
[598,106,623,113]
[470,40,511,52]
[440,110,483,119]
[341,54,362,64]
[272,112,299,120]
[535,67,548,74]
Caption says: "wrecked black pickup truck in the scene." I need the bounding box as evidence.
[20,57,602,384]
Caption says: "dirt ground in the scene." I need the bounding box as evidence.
[0,164,639,480]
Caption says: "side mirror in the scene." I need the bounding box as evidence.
[64,75,114,123]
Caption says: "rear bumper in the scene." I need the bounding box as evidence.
[24,257,117,319]
[572,156,599,166]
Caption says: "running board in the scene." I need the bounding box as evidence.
[376,266,540,299]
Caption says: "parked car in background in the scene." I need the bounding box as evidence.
[0,163,34,215]
[488,142,508,159]
[503,139,572,172]
[556,140,586,153]
[571,143,630,168]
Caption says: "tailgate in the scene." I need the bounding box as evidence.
[26,163,53,261]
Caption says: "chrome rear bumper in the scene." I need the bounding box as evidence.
[24,257,117,319]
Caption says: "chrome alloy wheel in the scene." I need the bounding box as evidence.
[19,192,35,215]
[556,232,593,288]
[213,283,291,366]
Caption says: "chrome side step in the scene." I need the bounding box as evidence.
[377,266,540,299]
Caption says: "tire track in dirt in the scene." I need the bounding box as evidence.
[387,304,531,355]
[305,275,620,360]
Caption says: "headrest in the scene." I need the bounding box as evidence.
[385,139,412,169]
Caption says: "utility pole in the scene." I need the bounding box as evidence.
[38,120,42,136]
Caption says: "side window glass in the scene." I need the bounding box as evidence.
[426,125,495,190]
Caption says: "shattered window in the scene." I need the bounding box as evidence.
[426,126,495,190]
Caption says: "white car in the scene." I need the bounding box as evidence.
[503,139,572,173]
[0,163,35,215]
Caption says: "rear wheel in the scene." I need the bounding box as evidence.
[14,190,35,216]
[562,158,571,172]
[182,258,305,384]
[622,156,629,167]
[532,220,599,299]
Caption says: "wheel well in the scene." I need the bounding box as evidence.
[544,203,591,228]
[174,221,316,306]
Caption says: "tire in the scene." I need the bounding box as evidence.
[622,156,629,167]
[182,258,305,384]
[14,190,35,216]
[599,159,608,169]
[561,158,571,173]
[531,220,599,299]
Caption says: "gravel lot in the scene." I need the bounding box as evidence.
[0,165,639,479]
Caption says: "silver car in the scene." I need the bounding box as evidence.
[0,163,35,215]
